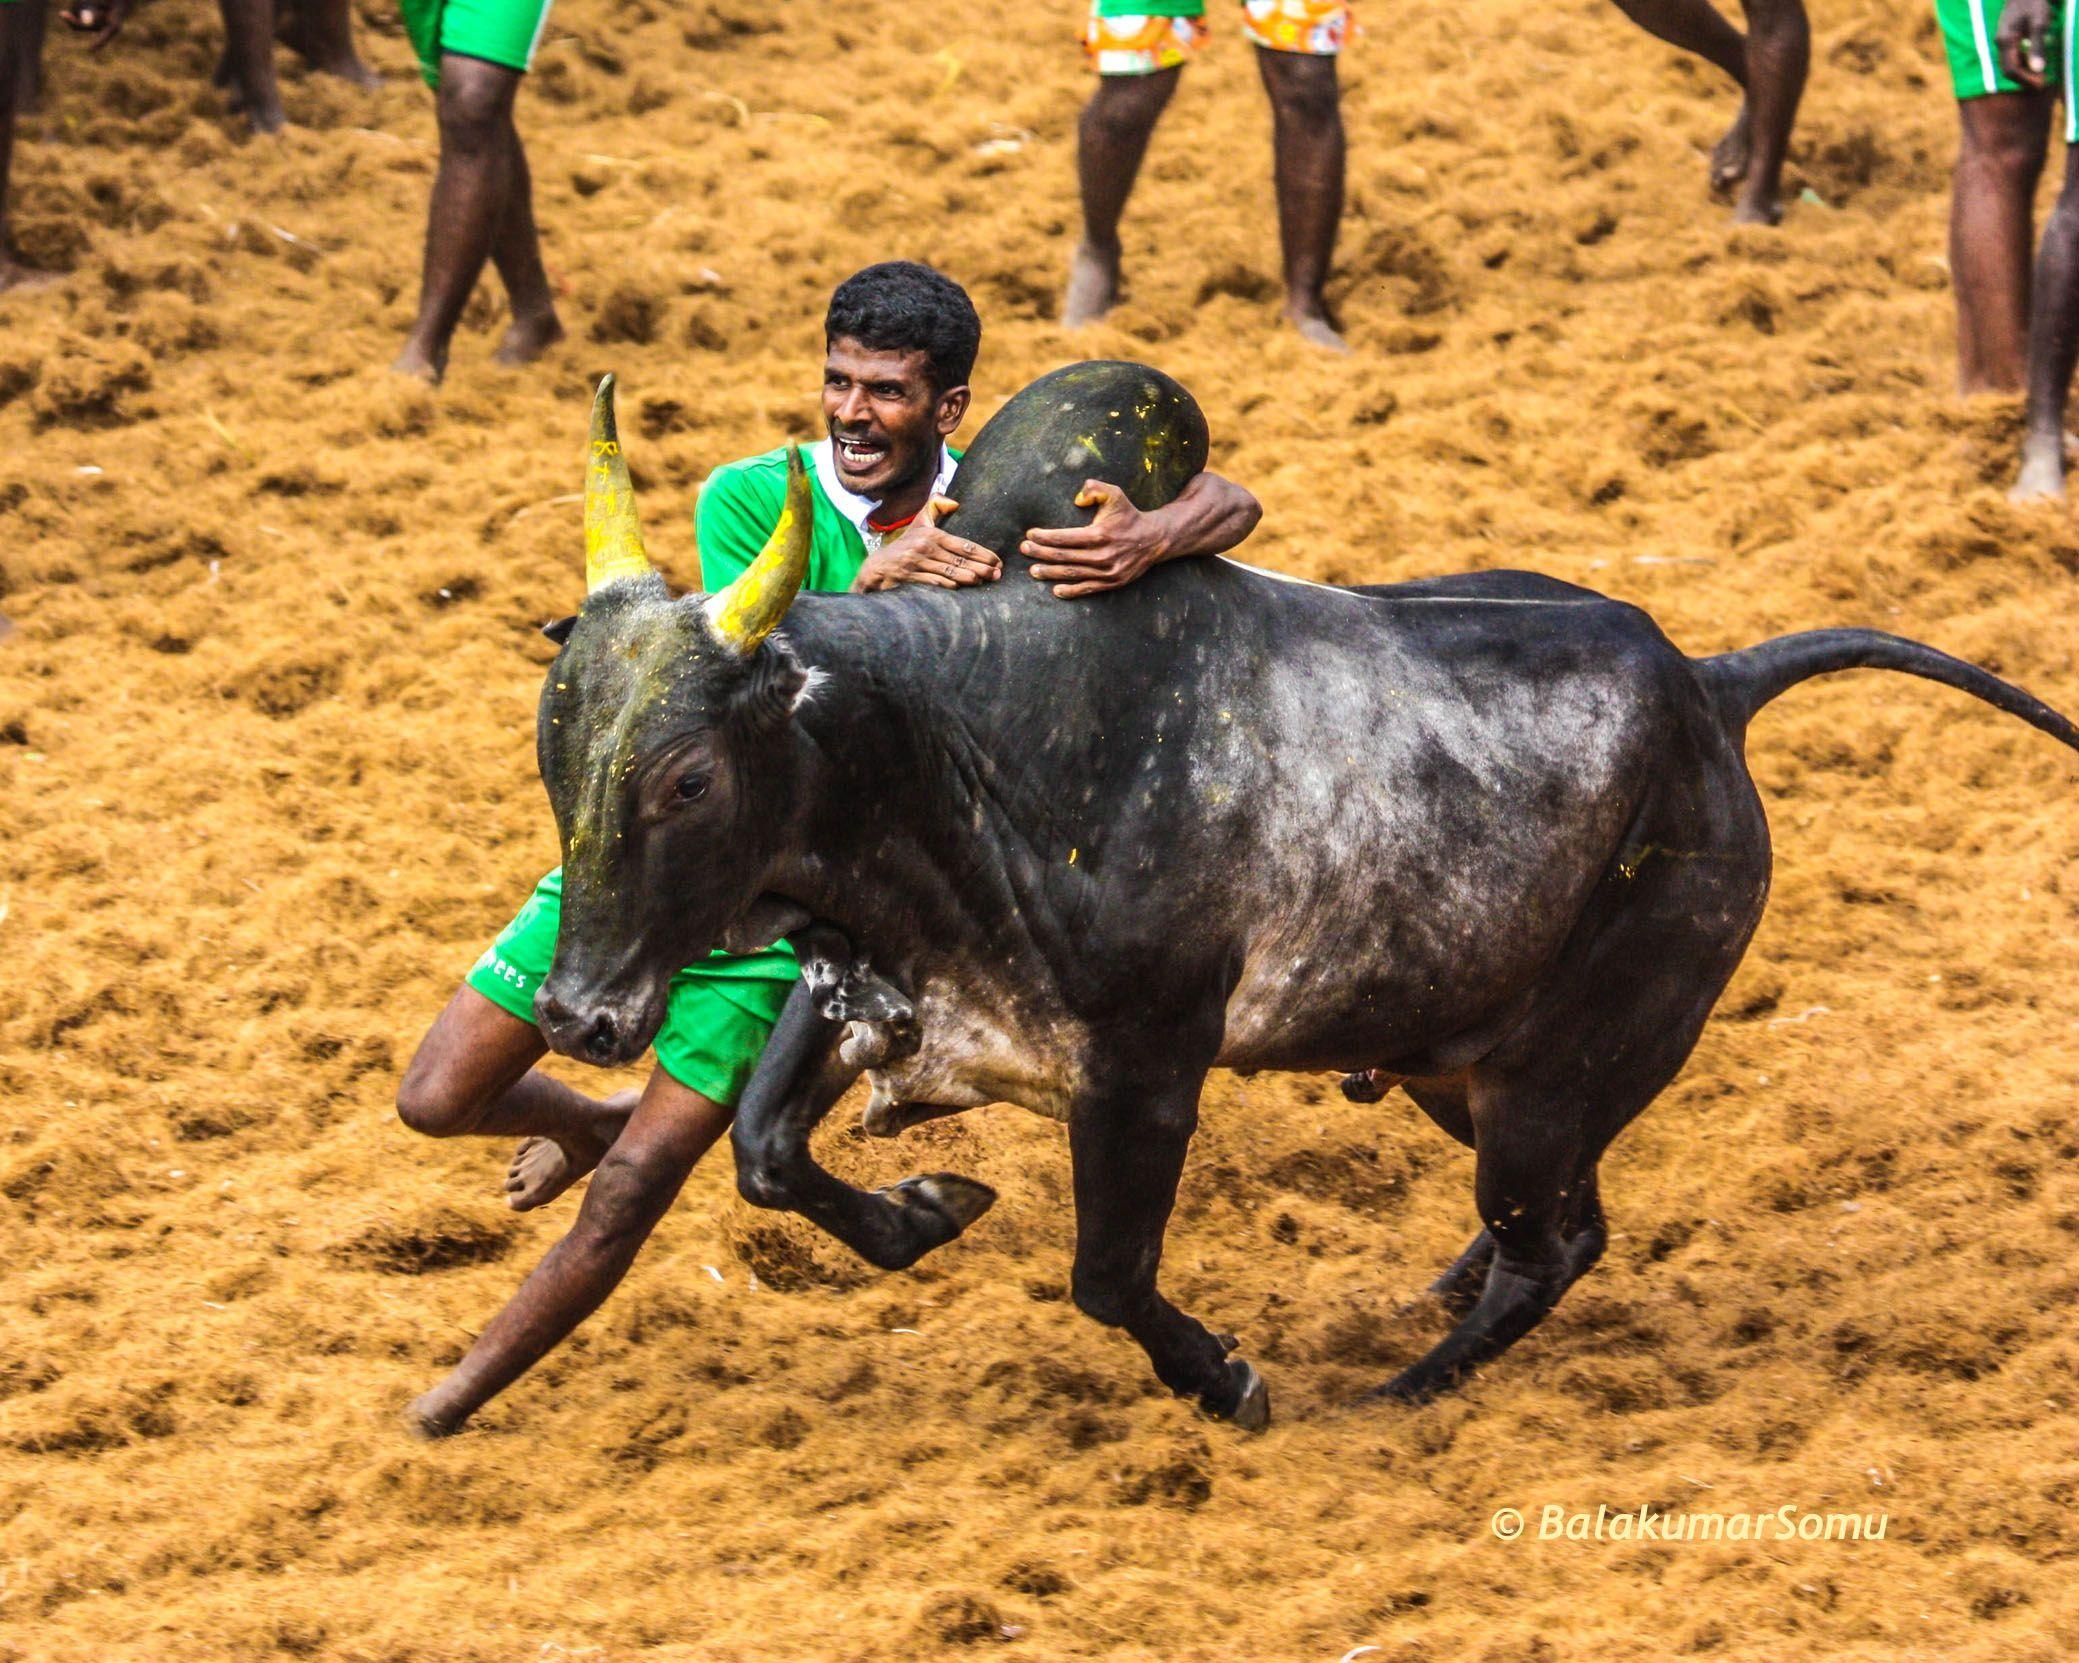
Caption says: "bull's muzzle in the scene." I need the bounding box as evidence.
[535,986,654,1069]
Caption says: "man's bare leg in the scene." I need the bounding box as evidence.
[8,0,45,116]
[395,56,560,382]
[2015,140,2079,499]
[1607,0,1750,188]
[1729,0,1807,225]
[486,127,563,365]
[396,986,636,1207]
[215,0,288,134]
[404,1070,731,1437]
[285,0,379,87]
[1064,65,1180,328]
[1257,47,1346,351]
[0,2,54,294]
[1951,92,2052,399]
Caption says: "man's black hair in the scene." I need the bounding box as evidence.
[824,262,982,394]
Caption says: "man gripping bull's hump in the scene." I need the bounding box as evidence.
[391,262,1260,1438]
[529,360,2078,1432]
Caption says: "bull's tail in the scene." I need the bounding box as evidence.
[1698,629,2079,754]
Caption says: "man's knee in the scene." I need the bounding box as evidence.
[579,1148,672,1248]
[1960,102,2052,180]
[1261,56,1341,130]
[1082,71,1177,143]
[435,67,518,151]
[395,1065,478,1137]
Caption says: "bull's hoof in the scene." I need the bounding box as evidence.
[1365,1359,1456,1407]
[1202,1358,1271,1432]
[876,1172,997,1240]
[1339,1070,1391,1104]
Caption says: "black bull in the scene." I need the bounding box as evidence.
[536,363,2079,1429]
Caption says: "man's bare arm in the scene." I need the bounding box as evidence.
[1020,471,1262,599]
[852,495,1002,592]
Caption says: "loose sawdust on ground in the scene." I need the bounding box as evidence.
[1,0,2077,1658]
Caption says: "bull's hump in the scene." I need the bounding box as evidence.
[943,361,1210,564]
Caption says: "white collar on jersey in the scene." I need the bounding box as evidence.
[808,439,959,552]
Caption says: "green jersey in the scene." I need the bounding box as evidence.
[695,438,960,595]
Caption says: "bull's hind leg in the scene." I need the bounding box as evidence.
[731,978,996,1272]
[1370,785,1770,1405]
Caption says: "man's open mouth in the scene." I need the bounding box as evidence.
[835,435,888,472]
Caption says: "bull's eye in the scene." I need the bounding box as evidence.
[674,774,711,804]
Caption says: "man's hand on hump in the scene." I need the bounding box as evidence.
[1020,479,1167,600]
[852,496,1003,592]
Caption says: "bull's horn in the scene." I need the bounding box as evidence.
[584,374,654,593]
[702,442,811,655]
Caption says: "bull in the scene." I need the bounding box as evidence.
[534,365,2078,1429]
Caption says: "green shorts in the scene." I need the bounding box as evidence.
[1937,0,2071,119]
[399,0,555,88]
[467,869,796,1108]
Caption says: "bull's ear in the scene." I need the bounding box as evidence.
[727,635,810,730]
[541,615,578,645]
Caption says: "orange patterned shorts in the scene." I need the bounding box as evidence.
[1084,0,1352,75]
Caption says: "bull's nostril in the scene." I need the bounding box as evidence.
[537,993,572,1027]
[583,1014,620,1061]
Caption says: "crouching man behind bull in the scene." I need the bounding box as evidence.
[393,260,1261,1437]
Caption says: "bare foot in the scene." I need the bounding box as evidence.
[304,52,382,89]
[1062,240,1120,329]
[2011,434,2066,502]
[402,1391,466,1440]
[391,343,445,385]
[492,310,565,367]
[1710,101,1753,194]
[1285,304,1350,354]
[1730,189,1783,228]
[502,1087,636,1210]
[0,258,62,295]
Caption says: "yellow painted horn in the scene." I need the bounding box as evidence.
[584,374,654,593]
[702,442,812,655]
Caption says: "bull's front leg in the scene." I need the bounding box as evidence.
[1066,1065,1270,1431]
[732,933,994,1272]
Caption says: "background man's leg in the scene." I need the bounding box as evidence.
[216,0,288,134]
[486,124,562,365]
[1256,47,1345,350]
[0,0,43,292]
[7,0,44,116]
[404,1070,732,1437]
[288,0,380,87]
[396,55,553,381]
[1951,91,2052,397]
[1607,0,1752,189]
[1064,65,1181,327]
[2015,136,2079,499]
[1728,0,1807,224]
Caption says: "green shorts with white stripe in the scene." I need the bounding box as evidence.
[1938,0,2064,105]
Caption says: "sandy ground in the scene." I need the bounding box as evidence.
[1,0,2077,1657]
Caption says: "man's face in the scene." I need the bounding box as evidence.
[821,338,962,501]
